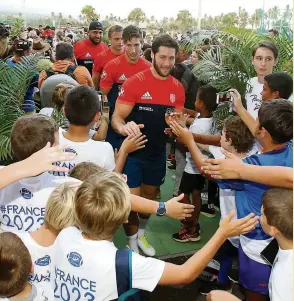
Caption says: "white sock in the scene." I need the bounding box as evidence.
[126,233,139,253]
[138,218,148,238]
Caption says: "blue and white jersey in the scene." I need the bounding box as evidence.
[51,227,165,301]
[0,172,78,233]
[218,142,293,263]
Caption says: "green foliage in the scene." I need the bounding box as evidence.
[81,5,100,24]
[128,8,146,25]
[0,55,39,161]
[10,17,24,37]
[191,29,293,131]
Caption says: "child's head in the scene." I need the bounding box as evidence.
[64,85,101,127]
[261,188,293,241]
[256,99,293,145]
[262,72,293,101]
[11,114,58,161]
[52,83,75,111]
[195,84,217,113]
[74,172,131,241]
[0,232,32,297]
[69,162,105,181]
[251,41,278,77]
[45,181,80,232]
[221,116,254,154]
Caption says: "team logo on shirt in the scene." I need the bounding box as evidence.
[20,188,33,200]
[85,52,91,57]
[67,252,83,267]
[170,94,176,103]
[141,92,152,100]
[35,255,51,266]
[64,148,78,155]
[119,87,124,97]
[119,74,127,81]
[101,70,107,79]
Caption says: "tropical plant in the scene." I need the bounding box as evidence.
[189,29,293,131]
[0,55,39,161]
[127,8,146,25]
[81,5,100,24]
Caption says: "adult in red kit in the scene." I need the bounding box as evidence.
[74,21,108,76]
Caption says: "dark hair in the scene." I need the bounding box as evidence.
[152,34,179,55]
[11,114,58,160]
[0,232,32,297]
[64,86,101,126]
[224,116,255,153]
[258,99,293,144]
[197,84,217,113]
[45,25,50,30]
[108,25,123,39]
[252,41,278,59]
[55,42,74,60]
[13,38,30,56]
[263,188,293,240]
[268,29,279,36]
[143,48,152,62]
[264,72,293,99]
[142,43,151,52]
[122,25,142,43]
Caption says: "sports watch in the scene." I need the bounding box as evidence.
[156,201,166,217]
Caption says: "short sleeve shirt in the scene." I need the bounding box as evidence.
[100,54,151,117]
[117,68,185,159]
[74,39,108,75]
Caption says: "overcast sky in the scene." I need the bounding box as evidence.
[0,0,292,19]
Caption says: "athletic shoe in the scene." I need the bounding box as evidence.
[172,225,200,242]
[180,221,201,234]
[200,204,216,218]
[167,154,175,162]
[199,281,232,295]
[137,236,156,257]
[168,163,176,170]
[171,175,176,180]
[201,192,208,201]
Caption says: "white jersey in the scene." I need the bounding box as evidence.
[0,283,48,301]
[16,232,54,300]
[51,227,165,301]
[0,172,77,233]
[185,116,213,174]
[54,128,115,176]
[208,146,239,247]
[245,77,263,120]
[269,248,293,301]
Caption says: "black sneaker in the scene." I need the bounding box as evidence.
[180,221,201,234]
[200,204,216,218]
[172,224,200,242]
[199,282,232,296]
[168,163,176,170]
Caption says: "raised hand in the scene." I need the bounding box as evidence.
[120,133,148,154]
[165,194,195,220]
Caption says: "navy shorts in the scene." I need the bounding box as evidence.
[179,172,206,194]
[123,152,166,188]
[238,246,271,295]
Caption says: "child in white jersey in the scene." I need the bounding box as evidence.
[0,232,47,301]
[0,114,77,233]
[172,84,217,243]
[16,181,80,300]
[55,85,147,176]
[51,172,258,301]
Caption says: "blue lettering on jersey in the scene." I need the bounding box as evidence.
[35,255,51,266]
[67,252,83,267]
[64,148,78,155]
[29,271,50,283]
[20,188,33,199]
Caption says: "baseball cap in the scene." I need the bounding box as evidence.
[89,21,103,31]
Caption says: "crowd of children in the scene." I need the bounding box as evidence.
[0,35,293,301]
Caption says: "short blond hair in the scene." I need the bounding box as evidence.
[75,172,131,240]
[45,181,80,231]
[69,162,105,181]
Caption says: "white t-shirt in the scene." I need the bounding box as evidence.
[208,146,239,247]
[245,77,263,120]
[0,283,47,301]
[0,172,77,233]
[269,248,293,301]
[51,227,165,301]
[16,232,54,300]
[185,116,213,174]
[54,128,115,176]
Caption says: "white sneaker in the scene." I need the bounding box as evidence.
[137,236,156,257]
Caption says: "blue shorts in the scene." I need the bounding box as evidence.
[123,152,166,188]
[105,127,124,150]
[238,246,271,295]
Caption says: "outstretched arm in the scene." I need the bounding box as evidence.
[202,149,293,189]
